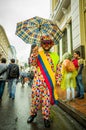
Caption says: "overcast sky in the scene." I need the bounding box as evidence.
[0,0,50,62]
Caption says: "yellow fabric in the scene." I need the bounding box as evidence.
[39,50,59,100]
[39,50,55,87]
[50,52,59,71]
[61,64,77,90]
[78,58,84,66]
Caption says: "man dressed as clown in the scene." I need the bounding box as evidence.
[27,35,59,128]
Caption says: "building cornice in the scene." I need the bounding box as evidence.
[51,0,71,21]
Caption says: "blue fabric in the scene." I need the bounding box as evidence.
[0,81,5,98]
[76,74,84,96]
[8,79,17,98]
[38,55,55,103]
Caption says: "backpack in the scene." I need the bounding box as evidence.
[9,64,18,78]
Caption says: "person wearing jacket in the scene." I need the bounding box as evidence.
[0,58,8,102]
[8,58,19,100]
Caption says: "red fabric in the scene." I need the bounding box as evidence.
[72,58,79,70]
[37,60,54,105]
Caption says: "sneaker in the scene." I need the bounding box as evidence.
[70,98,75,102]
[0,98,2,103]
[63,99,70,103]
[78,95,84,99]
[12,97,15,100]
[27,114,37,123]
[44,119,50,128]
[75,95,80,98]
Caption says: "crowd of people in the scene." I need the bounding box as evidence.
[0,36,85,128]
[0,58,19,101]
[56,51,84,102]
[0,58,34,102]
[19,67,34,87]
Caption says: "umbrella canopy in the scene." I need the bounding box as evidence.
[15,16,63,45]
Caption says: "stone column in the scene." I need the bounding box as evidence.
[66,23,72,53]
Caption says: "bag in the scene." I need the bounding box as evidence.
[9,64,18,78]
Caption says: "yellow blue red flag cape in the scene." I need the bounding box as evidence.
[37,50,59,105]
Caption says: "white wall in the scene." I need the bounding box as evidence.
[71,0,81,49]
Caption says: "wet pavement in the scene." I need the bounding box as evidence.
[0,82,85,130]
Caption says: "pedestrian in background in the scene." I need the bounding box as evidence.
[20,69,28,86]
[27,36,59,128]
[27,70,34,86]
[72,51,84,99]
[0,58,8,102]
[60,52,77,102]
[8,58,19,100]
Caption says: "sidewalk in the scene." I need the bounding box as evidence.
[57,87,86,128]
[65,93,86,116]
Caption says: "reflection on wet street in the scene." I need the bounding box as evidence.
[0,83,85,130]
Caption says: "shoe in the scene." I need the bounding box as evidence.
[63,99,70,103]
[78,95,84,99]
[44,119,50,128]
[75,95,80,98]
[27,114,37,123]
[9,94,12,98]
[70,98,75,102]
[12,97,15,100]
[63,99,67,102]
[0,98,2,103]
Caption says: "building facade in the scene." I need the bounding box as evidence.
[50,0,86,88]
[0,25,13,63]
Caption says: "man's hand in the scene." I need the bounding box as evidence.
[32,46,39,57]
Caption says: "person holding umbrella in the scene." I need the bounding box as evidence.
[27,35,59,128]
[15,16,63,128]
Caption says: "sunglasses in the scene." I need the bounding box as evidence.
[41,40,53,44]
